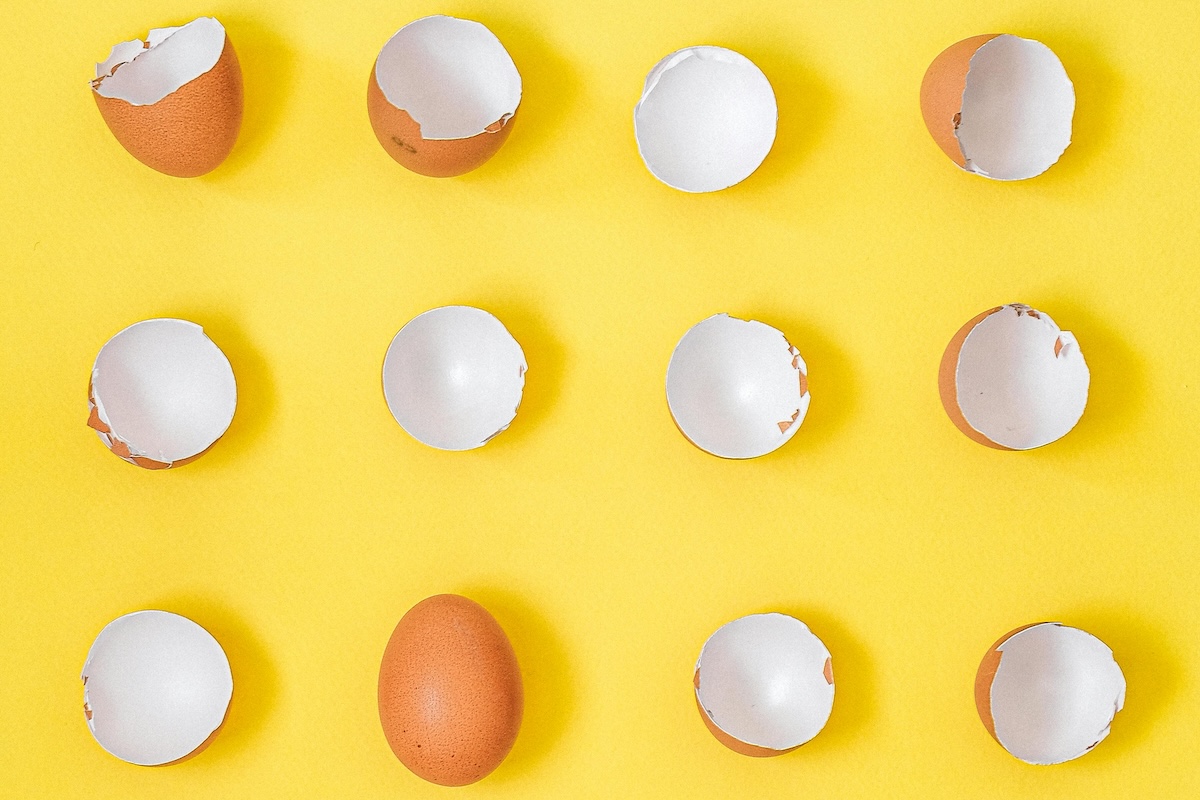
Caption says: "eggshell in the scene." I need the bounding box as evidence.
[634,46,777,192]
[382,306,527,450]
[920,34,1074,180]
[378,594,523,786]
[92,17,243,177]
[88,318,237,469]
[81,610,233,766]
[694,613,834,756]
[368,16,521,177]
[666,313,809,459]
[976,622,1126,765]
[939,303,1088,450]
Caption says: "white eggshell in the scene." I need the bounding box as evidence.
[634,46,777,192]
[695,613,834,754]
[94,17,225,106]
[89,318,237,467]
[979,623,1126,765]
[81,610,233,766]
[666,313,809,459]
[382,306,527,451]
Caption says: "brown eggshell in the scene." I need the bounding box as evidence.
[974,623,1041,742]
[367,68,516,178]
[93,36,243,178]
[937,306,1011,450]
[378,594,523,786]
[919,34,999,168]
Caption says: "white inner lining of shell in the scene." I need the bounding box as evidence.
[990,623,1126,765]
[634,46,777,193]
[91,319,237,463]
[666,314,808,459]
[93,17,226,106]
[81,610,233,766]
[375,15,521,140]
[696,613,834,751]
[382,306,527,451]
[954,305,1088,450]
[956,35,1075,180]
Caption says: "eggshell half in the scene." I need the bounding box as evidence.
[88,318,237,469]
[666,313,809,459]
[378,594,523,786]
[382,306,527,451]
[92,17,243,177]
[695,613,834,756]
[368,15,521,177]
[920,34,1074,180]
[976,622,1126,765]
[938,303,1088,450]
[634,46,777,192]
[82,610,233,766]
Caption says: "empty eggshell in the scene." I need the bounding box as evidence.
[92,17,243,177]
[88,318,237,469]
[666,313,809,459]
[368,15,522,177]
[382,306,527,451]
[695,613,834,756]
[939,303,1088,450]
[634,46,777,192]
[82,610,233,766]
[976,622,1126,765]
[920,34,1074,180]
[378,594,523,786]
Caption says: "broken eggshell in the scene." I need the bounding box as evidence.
[695,613,834,756]
[634,46,777,192]
[666,313,809,459]
[92,17,243,177]
[88,318,237,469]
[382,306,527,450]
[368,15,522,177]
[939,303,1088,450]
[920,34,1074,180]
[82,610,233,766]
[378,594,523,786]
[976,622,1126,765]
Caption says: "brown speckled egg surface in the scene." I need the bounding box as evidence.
[378,594,523,786]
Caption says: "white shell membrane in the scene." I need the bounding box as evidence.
[375,15,521,140]
[956,35,1075,180]
[81,610,233,766]
[953,305,1088,449]
[634,46,777,193]
[666,314,809,459]
[94,17,226,106]
[382,306,527,451]
[91,319,237,463]
[696,613,834,751]
[989,623,1126,765]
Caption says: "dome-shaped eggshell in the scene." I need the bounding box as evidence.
[378,594,523,786]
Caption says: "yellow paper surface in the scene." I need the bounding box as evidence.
[1,1,1197,796]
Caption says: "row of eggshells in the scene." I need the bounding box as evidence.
[88,303,1089,469]
[92,16,1077,185]
[83,603,1126,782]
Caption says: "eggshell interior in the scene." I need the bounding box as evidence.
[979,623,1126,765]
[695,613,834,754]
[634,46,777,193]
[81,610,233,766]
[89,318,237,467]
[375,16,521,141]
[93,18,225,106]
[941,304,1088,450]
[382,306,527,451]
[666,313,809,459]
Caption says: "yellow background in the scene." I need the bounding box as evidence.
[2,0,1197,796]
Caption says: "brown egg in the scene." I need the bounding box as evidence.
[378,594,523,786]
[92,17,243,177]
